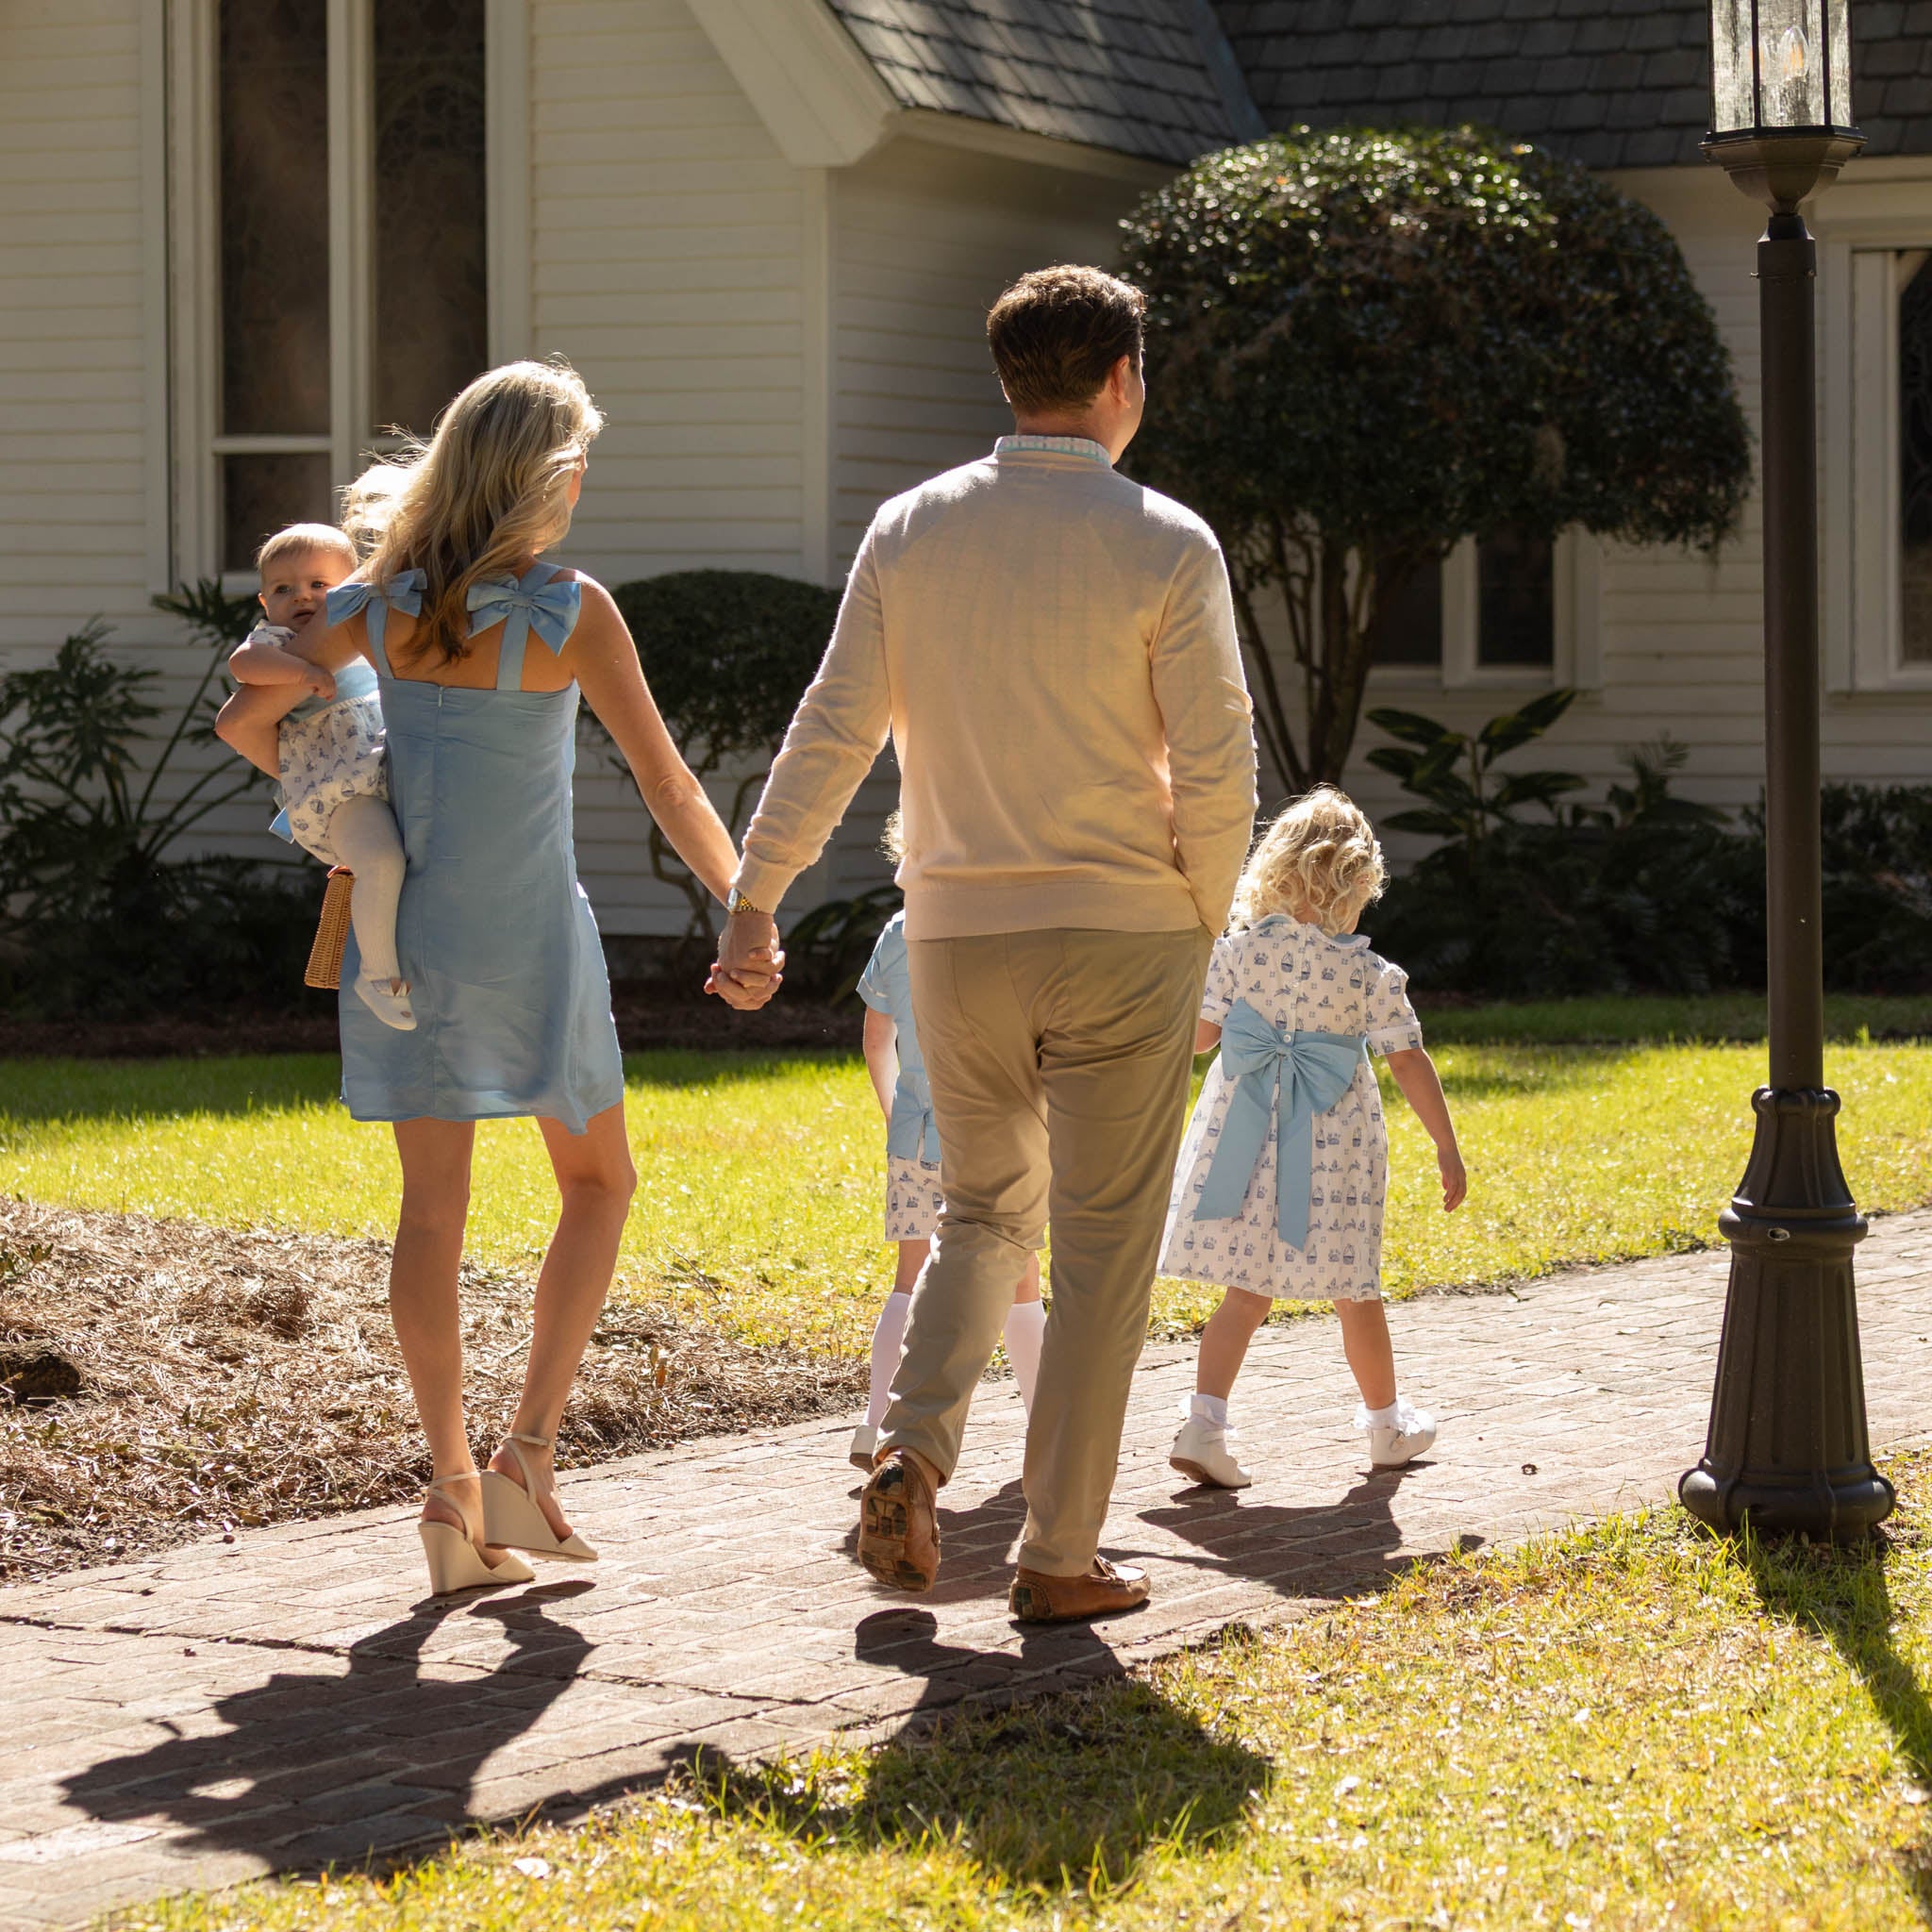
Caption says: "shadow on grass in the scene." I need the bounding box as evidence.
[1745,1521,1932,1915]
[694,1607,1270,1895]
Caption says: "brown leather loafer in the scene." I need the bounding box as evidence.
[1008,1557,1150,1623]
[858,1449,941,1592]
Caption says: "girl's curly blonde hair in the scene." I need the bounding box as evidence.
[1230,785,1387,935]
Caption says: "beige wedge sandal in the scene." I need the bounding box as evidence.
[417,1472,536,1595]
[480,1432,598,1562]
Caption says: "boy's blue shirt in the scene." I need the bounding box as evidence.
[857,910,941,1163]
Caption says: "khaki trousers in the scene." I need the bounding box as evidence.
[880,925,1211,1576]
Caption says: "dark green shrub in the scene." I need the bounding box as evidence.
[0,585,315,1018]
[1119,125,1752,793]
[608,570,840,943]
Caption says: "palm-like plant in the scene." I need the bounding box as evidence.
[1363,689,1585,854]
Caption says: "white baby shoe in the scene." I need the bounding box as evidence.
[1357,1396,1437,1468]
[1169,1400,1253,1489]
[847,1423,879,1474]
[355,974,417,1031]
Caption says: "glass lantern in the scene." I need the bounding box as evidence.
[1706,0,1862,208]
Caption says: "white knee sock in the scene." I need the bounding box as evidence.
[328,794,408,986]
[867,1291,912,1429]
[1003,1297,1046,1416]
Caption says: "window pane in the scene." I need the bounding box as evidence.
[1901,255,1932,664]
[1477,528,1555,668]
[219,0,329,438]
[1369,559,1443,666]
[224,453,332,575]
[373,0,489,438]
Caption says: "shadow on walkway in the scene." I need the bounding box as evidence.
[1139,1468,1429,1603]
[59,1580,595,1875]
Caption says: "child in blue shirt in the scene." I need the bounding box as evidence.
[852,897,1043,1471]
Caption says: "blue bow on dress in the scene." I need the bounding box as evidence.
[324,568,425,625]
[1191,999,1366,1249]
[466,566,580,653]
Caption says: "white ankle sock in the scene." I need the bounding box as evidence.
[1189,1391,1229,1430]
[1003,1297,1046,1415]
[1360,1398,1402,1429]
[866,1291,912,1428]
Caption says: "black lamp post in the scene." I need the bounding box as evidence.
[1678,0,1893,1541]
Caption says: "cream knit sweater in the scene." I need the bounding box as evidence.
[734,439,1258,941]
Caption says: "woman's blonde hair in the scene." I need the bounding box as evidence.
[343,358,603,663]
[881,808,906,864]
[1231,785,1387,934]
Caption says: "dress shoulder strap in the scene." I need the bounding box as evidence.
[325,570,425,677]
[465,562,582,692]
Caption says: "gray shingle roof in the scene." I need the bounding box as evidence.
[1214,1,1932,170]
[824,0,1268,164]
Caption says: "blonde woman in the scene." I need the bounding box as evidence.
[1159,787,1466,1490]
[291,360,743,1593]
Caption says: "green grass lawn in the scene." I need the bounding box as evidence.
[117,1446,1932,1931]
[4,998,1932,1356]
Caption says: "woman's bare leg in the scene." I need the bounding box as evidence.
[489,1101,638,1540]
[391,1120,492,1545]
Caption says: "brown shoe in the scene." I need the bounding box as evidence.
[858,1449,941,1592]
[1008,1557,1150,1623]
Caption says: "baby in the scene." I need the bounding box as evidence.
[213,524,414,1030]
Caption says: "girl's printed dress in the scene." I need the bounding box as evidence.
[1158,915,1424,1302]
[858,910,942,1241]
[270,648,391,867]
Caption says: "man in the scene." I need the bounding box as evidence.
[714,265,1257,1622]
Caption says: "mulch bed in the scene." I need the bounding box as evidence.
[0,982,858,1060]
[0,1196,864,1583]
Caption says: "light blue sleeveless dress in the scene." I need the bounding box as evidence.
[327,563,625,1135]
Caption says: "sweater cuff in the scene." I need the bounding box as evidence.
[731,857,797,914]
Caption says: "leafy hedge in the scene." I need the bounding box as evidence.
[1364,696,1932,998]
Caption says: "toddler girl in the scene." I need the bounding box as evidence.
[216,523,415,1031]
[851,825,1045,1471]
[1160,786,1466,1488]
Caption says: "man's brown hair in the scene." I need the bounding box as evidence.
[986,265,1145,415]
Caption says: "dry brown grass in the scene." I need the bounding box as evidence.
[0,1195,863,1582]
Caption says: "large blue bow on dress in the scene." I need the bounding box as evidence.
[1191,1000,1366,1250]
[466,566,580,651]
[324,568,425,625]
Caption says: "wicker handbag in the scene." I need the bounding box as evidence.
[304,867,356,990]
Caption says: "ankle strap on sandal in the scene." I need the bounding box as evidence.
[427,1471,481,1491]
[508,1431,553,1449]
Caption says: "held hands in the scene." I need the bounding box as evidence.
[1438,1145,1468,1213]
[707,908,785,1010]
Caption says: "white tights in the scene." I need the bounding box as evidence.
[325,794,408,989]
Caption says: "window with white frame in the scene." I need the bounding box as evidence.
[178,0,491,577]
[1368,527,1597,687]
[1845,245,1932,687]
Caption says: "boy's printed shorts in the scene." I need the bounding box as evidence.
[885,1157,944,1241]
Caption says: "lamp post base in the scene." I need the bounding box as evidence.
[1678,1087,1893,1541]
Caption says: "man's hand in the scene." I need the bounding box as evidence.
[708,908,785,1010]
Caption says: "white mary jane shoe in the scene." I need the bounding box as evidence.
[355,973,417,1031]
[1169,1412,1254,1490]
[1358,1396,1437,1468]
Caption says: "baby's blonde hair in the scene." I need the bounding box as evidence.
[256,523,356,578]
[343,358,604,663]
[1231,786,1387,935]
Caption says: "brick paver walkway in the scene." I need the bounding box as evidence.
[5,1212,1931,1928]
